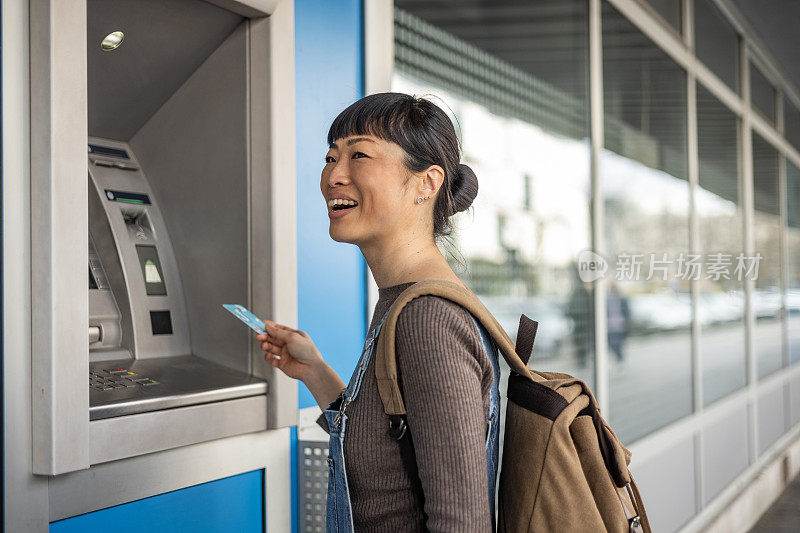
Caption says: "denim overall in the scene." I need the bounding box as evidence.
[324,307,502,532]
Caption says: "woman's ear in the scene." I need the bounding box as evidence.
[419,164,444,198]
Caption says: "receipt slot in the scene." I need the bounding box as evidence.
[29,0,297,476]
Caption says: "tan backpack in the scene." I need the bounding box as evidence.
[374,279,652,532]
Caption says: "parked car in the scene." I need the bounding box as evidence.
[628,291,691,333]
[697,291,744,326]
[479,295,573,360]
[787,289,800,315]
[753,287,782,320]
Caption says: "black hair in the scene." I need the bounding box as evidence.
[327,92,479,242]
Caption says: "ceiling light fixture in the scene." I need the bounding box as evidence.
[101,31,124,51]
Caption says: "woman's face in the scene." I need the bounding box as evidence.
[321,134,426,247]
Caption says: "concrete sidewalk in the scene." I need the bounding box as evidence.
[749,471,800,532]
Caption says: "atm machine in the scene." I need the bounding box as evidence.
[17,0,297,528]
[87,138,268,420]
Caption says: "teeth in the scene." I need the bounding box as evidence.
[328,199,358,208]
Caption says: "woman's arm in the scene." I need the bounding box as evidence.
[395,295,493,532]
[256,321,345,412]
[305,362,346,412]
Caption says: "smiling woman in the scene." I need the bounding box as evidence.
[322,93,477,245]
[319,93,479,290]
[258,92,499,531]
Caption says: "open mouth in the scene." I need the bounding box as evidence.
[331,202,358,212]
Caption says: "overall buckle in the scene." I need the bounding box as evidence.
[388,414,408,440]
[332,391,350,429]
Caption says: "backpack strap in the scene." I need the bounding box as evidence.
[515,314,538,365]
[374,279,534,418]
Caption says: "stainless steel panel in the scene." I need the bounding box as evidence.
[89,395,268,465]
[49,427,285,522]
[4,0,53,524]
[89,355,267,420]
[87,0,244,140]
[30,0,91,476]
[250,2,300,429]
[130,23,251,374]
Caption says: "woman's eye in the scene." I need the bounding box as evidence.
[325,156,335,163]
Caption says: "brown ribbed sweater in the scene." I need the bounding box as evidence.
[316,281,494,532]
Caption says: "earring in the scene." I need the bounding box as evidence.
[416,195,431,205]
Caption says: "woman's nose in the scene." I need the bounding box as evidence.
[326,161,350,185]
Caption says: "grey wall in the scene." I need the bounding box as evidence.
[130,22,251,373]
[758,386,786,455]
[702,406,750,504]
[88,0,243,140]
[633,436,697,532]
[792,374,800,426]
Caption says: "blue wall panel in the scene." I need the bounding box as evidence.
[290,425,298,533]
[49,470,264,532]
[295,0,365,410]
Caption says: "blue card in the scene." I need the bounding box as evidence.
[223,304,268,335]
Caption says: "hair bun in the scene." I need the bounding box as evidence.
[450,163,478,215]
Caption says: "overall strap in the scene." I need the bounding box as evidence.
[344,307,391,402]
[374,279,535,417]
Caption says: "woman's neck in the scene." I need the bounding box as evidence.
[361,237,463,289]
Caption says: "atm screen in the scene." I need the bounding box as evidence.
[135,245,167,296]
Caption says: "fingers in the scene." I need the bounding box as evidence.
[260,336,285,362]
[261,323,288,343]
[260,340,284,355]
[264,319,306,337]
[264,351,282,367]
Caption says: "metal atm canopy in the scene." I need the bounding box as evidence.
[30,0,297,476]
[88,0,244,140]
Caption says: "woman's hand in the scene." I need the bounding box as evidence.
[256,320,347,410]
[256,320,324,382]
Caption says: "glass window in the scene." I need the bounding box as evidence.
[602,2,691,443]
[694,0,739,93]
[696,84,745,406]
[785,100,800,153]
[787,161,800,365]
[644,0,681,32]
[750,62,776,123]
[752,133,782,378]
[394,0,594,390]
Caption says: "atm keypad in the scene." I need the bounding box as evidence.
[89,367,159,391]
